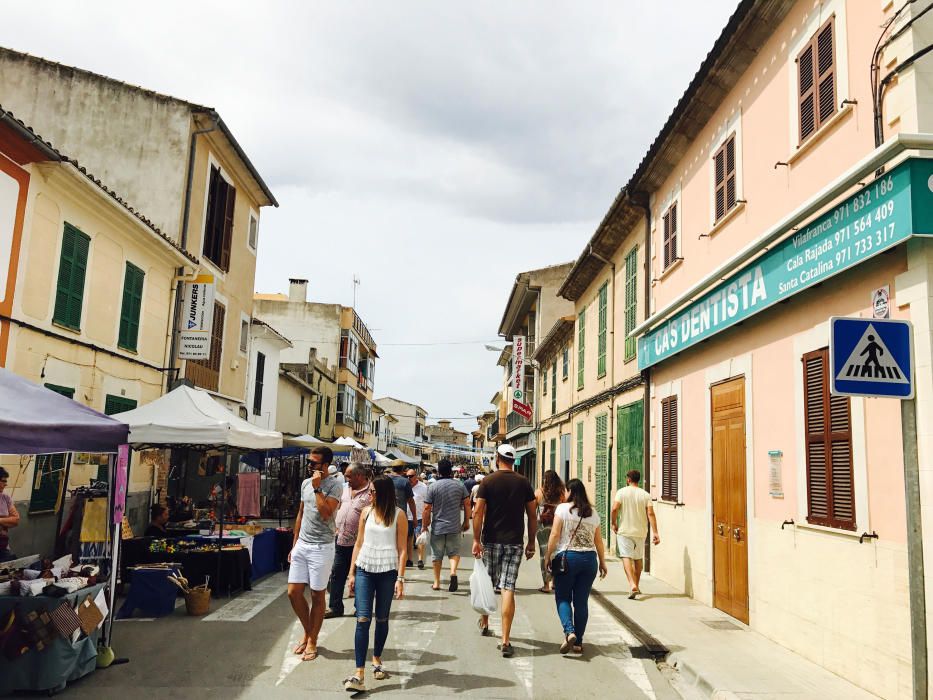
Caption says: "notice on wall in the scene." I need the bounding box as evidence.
[872,285,891,319]
[768,450,783,498]
[113,444,129,524]
[178,274,215,360]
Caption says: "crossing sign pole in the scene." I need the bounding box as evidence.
[830,316,925,700]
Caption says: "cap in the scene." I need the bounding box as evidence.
[475,474,485,482]
[327,465,339,475]
[496,444,516,460]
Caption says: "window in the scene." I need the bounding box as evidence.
[543,362,548,396]
[300,394,305,417]
[662,203,678,270]
[185,301,225,391]
[336,385,357,426]
[577,307,586,389]
[595,414,608,531]
[325,396,331,425]
[713,134,737,222]
[597,282,608,377]
[803,348,855,530]
[239,318,249,353]
[53,223,90,331]
[339,331,359,375]
[203,164,236,272]
[253,352,265,416]
[576,421,584,480]
[248,213,258,251]
[661,396,679,502]
[550,438,557,471]
[104,394,137,415]
[44,383,75,399]
[624,247,638,361]
[562,346,569,380]
[551,361,557,415]
[118,262,144,351]
[798,17,836,144]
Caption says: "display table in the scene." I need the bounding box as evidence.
[120,539,252,597]
[117,568,179,619]
[248,529,277,580]
[0,582,107,695]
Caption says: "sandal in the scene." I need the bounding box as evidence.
[537,586,551,593]
[372,664,389,680]
[344,676,366,693]
[477,617,492,637]
[498,642,515,658]
[560,633,577,655]
[572,645,584,654]
[301,648,319,661]
[293,640,308,655]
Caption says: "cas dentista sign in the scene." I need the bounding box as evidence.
[637,157,933,369]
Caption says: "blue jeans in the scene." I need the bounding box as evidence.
[329,544,354,614]
[553,550,597,643]
[354,568,397,668]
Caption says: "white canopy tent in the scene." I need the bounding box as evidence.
[284,434,331,448]
[334,436,365,449]
[372,451,392,466]
[111,385,282,449]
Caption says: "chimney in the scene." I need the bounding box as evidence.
[288,278,308,303]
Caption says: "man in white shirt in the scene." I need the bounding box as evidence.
[611,469,660,599]
[407,469,429,569]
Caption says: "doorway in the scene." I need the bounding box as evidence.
[711,377,749,624]
[560,433,571,482]
[616,400,644,491]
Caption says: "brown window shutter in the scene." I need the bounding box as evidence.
[714,147,726,221]
[815,18,836,127]
[661,396,678,501]
[663,203,678,269]
[798,43,816,142]
[662,208,671,268]
[725,135,736,212]
[220,181,236,272]
[802,348,855,530]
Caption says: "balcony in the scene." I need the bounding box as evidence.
[357,372,369,393]
[486,419,499,441]
[506,410,532,433]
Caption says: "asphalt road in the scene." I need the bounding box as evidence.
[59,549,682,699]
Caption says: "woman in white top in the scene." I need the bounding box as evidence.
[344,475,407,693]
[545,478,608,655]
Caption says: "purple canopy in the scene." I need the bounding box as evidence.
[0,368,129,454]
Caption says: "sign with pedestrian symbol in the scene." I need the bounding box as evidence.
[830,317,914,399]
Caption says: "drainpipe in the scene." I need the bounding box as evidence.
[165,114,218,393]
[589,244,616,538]
[630,190,652,570]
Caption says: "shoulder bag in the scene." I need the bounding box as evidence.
[551,515,584,576]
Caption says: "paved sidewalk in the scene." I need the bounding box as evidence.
[593,556,879,700]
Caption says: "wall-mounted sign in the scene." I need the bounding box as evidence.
[638,158,933,369]
[872,285,890,319]
[768,450,783,498]
[178,274,215,360]
[511,335,525,401]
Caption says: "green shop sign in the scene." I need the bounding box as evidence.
[638,157,933,369]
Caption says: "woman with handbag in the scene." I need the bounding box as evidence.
[545,478,608,655]
[344,475,408,694]
[534,470,566,593]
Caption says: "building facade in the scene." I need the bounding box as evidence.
[0,48,278,412]
[608,1,932,696]
[424,420,470,465]
[374,397,427,459]
[245,318,291,431]
[255,279,378,444]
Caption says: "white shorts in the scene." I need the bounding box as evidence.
[288,540,336,590]
[617,535,646,560]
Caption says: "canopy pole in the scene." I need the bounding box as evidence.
[102,448,127,649]
[216,445,228,598]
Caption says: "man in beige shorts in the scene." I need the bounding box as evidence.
[611,469,660,599]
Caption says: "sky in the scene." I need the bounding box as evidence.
[2,0,739,432]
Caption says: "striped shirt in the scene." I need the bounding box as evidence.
[425,478,469,535]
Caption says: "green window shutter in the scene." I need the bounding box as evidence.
[549,438,556,470]
[597,282,608,377]
[595,413,609,532]
[53,224,90,330]
[551,361,557,414]
[29,453,68,514]
[118,262,145,351]
[44,383,75,399]
[576,421,584,480]
[624,248,638,361]
[616,400,644,491]
[104,394,137,416]
[577,307,586,389]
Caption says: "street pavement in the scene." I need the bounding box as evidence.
[60,548,682,699]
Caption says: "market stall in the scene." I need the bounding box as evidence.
[0,368,128,695]
[111,385,281,604]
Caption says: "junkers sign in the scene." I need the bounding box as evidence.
[178,274,215,360]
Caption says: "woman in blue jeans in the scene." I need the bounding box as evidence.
[545,478,608,655]
[344,475,408,693]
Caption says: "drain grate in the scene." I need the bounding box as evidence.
[701,619,742,630]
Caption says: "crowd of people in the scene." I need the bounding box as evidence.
[283,444,660,694]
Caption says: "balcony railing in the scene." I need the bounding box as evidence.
[486,419,499,441]
[506,410,532,433]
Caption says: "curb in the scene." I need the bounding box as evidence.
[590,589,669,660]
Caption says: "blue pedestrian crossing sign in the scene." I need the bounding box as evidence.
[830,317,914,399]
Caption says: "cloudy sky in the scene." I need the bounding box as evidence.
[3,1,738,431]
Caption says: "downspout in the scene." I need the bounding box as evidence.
[165,114,219,393]
[630,189,653,570]
[589,244,616,540]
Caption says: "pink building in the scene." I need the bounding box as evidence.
[616,2,933,697]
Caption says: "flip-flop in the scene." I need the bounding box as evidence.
[301,648,318,661]
[293,640,308,655]
[432,584,441,591]
[537,586,551,593]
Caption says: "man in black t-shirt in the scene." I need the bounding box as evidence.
[472,444,537,658]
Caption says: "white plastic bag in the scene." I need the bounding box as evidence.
[415,528,429,547]
[470,558,498,615]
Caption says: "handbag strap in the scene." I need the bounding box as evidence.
[560,512,585,553]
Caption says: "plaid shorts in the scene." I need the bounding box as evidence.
[482,543,524,591]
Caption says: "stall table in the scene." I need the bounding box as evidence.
[0,582,107,695]
[121,538,252,596]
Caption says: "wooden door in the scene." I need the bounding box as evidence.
[616,400,644,491]
[711,377,748,623]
